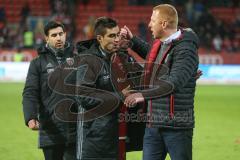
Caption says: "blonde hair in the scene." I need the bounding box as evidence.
[153,4,178,29]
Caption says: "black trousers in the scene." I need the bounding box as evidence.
[42,144,76,160]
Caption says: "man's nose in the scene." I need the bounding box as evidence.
[114,35,120,42]
[56,34,61,40]
[148,21,152,28]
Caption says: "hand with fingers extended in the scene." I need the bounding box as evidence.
[124,92,144,107]
[121,85,136,97]
[28,119,39,131]
[120,25,133,40]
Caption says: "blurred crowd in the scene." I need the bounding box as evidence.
[183,0,240,53]
[0,0,76,50]
[0,0,240,53]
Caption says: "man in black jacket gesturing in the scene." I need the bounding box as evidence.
[22,21,77,160]
[121,4,199,160]
[75,17,146,160]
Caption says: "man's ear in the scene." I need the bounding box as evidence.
[96,35,102,43]
[162,21,168,29]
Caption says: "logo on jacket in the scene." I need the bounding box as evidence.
[66,58,74,66]
[46,63,55,73]
[103,75,110,80]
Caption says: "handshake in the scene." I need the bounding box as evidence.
[122,85,145,108]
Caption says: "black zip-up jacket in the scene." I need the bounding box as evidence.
[76,39,120,159]
[22,43,77,148]
[130,28,199,129]
[76,39,145,159]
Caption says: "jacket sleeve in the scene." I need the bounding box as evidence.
[75,56,104,109]
[162,42,199,92]
[130,36,151,59]
[22,59,40,126]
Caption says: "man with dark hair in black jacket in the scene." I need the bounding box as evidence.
[121,4,199,160]
[75,16,121,160]
[22,21,77,160]
[75,16,146,160]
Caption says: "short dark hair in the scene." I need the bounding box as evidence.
[44,21,65,36]
[94,17,117,36]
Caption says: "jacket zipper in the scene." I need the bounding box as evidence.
[170,94,174,119]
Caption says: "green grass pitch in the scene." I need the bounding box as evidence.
[0,83,239,160]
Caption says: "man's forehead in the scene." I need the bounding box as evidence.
[151,10,164,21]
[48,27,64,35]
[152,10,159,18]
[105,26,120,34]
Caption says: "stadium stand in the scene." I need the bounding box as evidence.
[0,0,240,63]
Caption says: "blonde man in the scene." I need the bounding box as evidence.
[121,4,199,160]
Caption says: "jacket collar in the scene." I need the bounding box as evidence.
[37,42,74,57]
[162,30,181,45]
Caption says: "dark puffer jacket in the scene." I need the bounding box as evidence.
[130,28,199,129]
[22,43,77,148]
[76,39,146,159]
[76,39,120,159]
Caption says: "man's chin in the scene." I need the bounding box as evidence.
[111,48,118,53]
